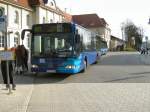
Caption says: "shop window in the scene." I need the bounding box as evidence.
[14,32,20,47]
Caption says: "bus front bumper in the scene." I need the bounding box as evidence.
[31,66,81,74]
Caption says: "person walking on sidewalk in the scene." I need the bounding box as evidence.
[0,47,16,90]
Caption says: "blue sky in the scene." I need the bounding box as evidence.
[56,0,150,40]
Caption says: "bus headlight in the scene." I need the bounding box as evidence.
[32,64,38,68]
[65,65,78,69]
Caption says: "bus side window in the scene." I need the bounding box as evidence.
[76,34,84,53]
[75,34,80,43]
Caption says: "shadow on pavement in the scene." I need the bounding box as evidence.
[12,73,71,85]
[34,73,70,84]
[104,75,145,83]
[131,72,150,75]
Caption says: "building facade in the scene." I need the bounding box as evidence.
[72,14,111,48]
[0,0,32,50]
[0,0,71,50]
[110,35,124,51]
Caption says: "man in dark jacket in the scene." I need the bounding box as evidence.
[1,48,16,90]
[1,61,16,90]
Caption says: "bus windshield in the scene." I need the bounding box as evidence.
[32,33,74,57]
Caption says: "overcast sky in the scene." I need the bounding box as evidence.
[56,0,150,40]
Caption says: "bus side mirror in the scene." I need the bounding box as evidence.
[75,34,80,43]
[21,29,32,40]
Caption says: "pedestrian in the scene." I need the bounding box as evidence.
[146,48,149,54]
[15,45,28,74]
[20,45,29,71]
[0,47,16,90]
[140,47,145,55]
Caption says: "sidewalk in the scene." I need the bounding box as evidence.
[0,74,34,112]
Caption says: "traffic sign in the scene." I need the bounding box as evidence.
[0,51,15,60]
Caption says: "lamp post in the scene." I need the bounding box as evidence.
[131,36,135,48]
[4,16,13,94]
[121,22,126,50]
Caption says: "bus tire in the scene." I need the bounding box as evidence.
[81,60,87,73]
[94,54,100,64]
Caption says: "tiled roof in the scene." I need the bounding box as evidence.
[1,0,32,10]
[111,35,124,42]
[72,14,107,28]
[28,0,72,21]
[0,0,72,22]
[28,0,44,6]
[63,12,72,22]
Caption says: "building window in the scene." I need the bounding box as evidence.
[43,17,46,23]
[14,32,20,47]
[26,14,30,26]
[0,7,5,16]
[27,33,30,47]
[14,11,19,24]
[0,32,4,47]
[50,19,53,23]
[51,2,54,6]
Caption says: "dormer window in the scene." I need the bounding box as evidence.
[46,0,56,9]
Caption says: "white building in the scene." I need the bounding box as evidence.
[0,0,71,50]
[0,0,32,50]
[72,14,111,48]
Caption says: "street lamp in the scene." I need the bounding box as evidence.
[121,22,126,49]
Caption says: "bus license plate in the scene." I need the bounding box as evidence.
[47,70,56,73]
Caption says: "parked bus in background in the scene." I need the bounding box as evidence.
[21,23,101,74]
[100,39,108,55]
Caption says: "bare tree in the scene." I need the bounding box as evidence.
[121,19,144,50]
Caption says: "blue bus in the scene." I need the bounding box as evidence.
[21,23,101,74]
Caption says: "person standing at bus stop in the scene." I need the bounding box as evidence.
[0,47,16,90]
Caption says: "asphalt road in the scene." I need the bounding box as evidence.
[33,52,150,84]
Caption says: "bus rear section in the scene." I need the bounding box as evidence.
[100,40,108,55]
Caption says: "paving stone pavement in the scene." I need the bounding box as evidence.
[0,74,34,112]
[0,52,150,112]
[26,83,150,112]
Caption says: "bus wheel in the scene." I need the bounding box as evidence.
[81,60,87,73]
[95,55,100,64]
